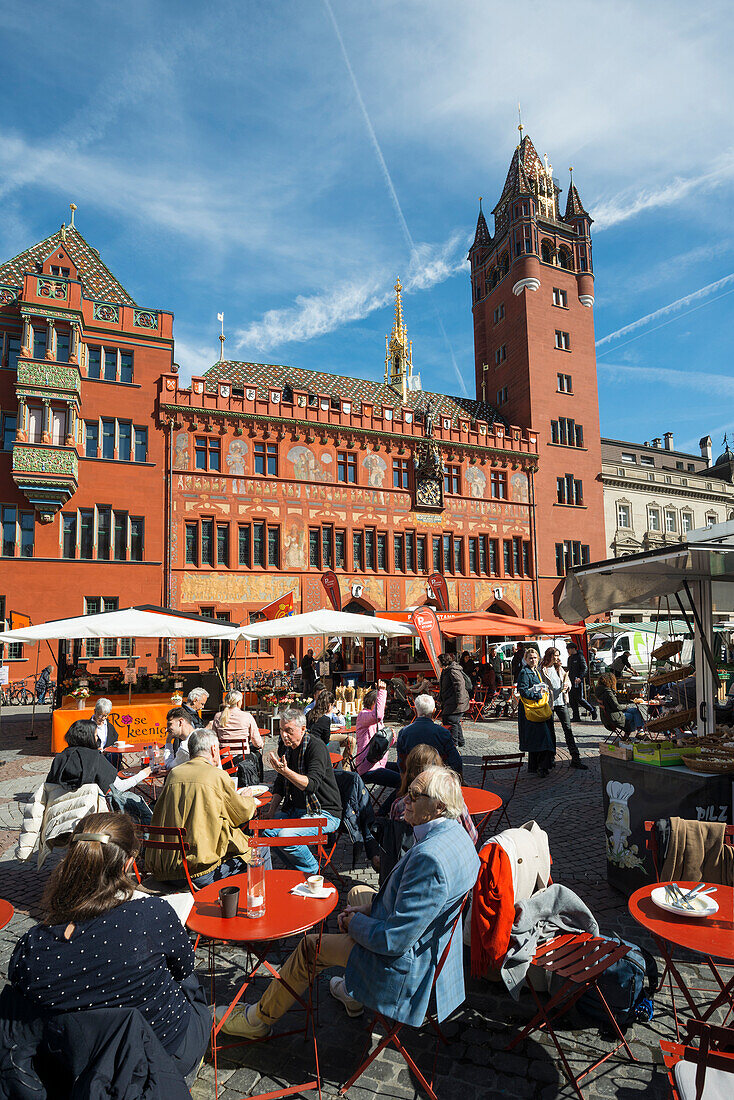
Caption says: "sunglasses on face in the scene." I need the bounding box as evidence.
[405,787,430,803]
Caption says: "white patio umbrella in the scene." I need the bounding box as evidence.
[230,608,415,641]
[0,606,237,645]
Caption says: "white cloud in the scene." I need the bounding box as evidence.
[596,273,734,352]
[592,152,734,231]
[598,362,734,399]
[234,231,468,354]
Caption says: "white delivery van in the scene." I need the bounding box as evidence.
[593,631,692,676]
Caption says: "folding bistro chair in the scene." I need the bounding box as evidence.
[660,1020,734,1100]
[468,686,490,722]
[340,892,471,1100]
[506,932,636,1099]
[134,824,203,948]
[479,753,523,830]
[247,815,328,869]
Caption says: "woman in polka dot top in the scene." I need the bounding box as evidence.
[9,812,210,1078]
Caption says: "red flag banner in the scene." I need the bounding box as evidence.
[260,592,294,620]
[321,571,342,612]
[9,611,31,630]
[411,607,443,679]
[427,573,449,612]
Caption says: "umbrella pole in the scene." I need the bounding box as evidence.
[26,642,41,742]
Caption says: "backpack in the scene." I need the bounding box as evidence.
[364,723,390,765]
[576,934,658,1030]
[462,671,473,696]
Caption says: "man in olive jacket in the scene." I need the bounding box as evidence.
[438,653,470,748]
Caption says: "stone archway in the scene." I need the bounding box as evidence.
[342,598,375,616]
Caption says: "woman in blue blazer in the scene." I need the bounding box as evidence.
[516,649,555,777]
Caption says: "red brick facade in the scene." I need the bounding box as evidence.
[0,226,171,681]
[469,136,605,617]
[159,359,539,670]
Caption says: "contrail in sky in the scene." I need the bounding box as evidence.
[596,273,734,357]
[322,0,467,395]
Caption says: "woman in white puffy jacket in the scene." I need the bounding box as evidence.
[16,720,152,866]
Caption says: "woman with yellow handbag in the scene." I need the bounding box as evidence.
[517,649,555,778]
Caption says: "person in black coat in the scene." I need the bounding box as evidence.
[516,650,555,777]
[438,653,470,749]
[567,642,597,721]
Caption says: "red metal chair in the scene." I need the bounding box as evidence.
[468,686,490,722]
[479,752,523,830]
[339,891,471,1100]
[247,815,328,866]
[506,932,636,1098]
[660,1020,734,1100]
[135,825,202,948]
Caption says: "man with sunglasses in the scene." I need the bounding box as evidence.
[218,765,480,1037]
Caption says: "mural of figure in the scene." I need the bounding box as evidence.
[363,453,387,487]
[511,470,529,503]
[226,438,247,476]
[287,446,331,482]
[172,431,189,470]
[465,466,487,499]
[284,522,306,568]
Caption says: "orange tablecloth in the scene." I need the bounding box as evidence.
[52,693,172,753]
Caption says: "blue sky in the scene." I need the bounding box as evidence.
[2,0,733,455]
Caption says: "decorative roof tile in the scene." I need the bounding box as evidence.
[204,360,506,427]
[471,207,492,250]
[564,181,591,220]
[0,226,136,305]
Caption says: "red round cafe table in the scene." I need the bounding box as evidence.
[102,742,153,755]
[629,881,734,1035]
[186,868,337,942]
[188,869,338,1100]
[0,899,14,931]
[461,785,503,844]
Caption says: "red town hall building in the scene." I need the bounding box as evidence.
[0,220,171,678]
[159,279,539,671]
[468,131,605,616]
[0,131,604,679]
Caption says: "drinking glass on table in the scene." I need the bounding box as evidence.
[247,847,267,917]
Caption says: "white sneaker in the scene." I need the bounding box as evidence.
[329,976,364,1017]
[216,1002,272,1038]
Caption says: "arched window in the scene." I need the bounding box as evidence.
[541,240,554,264]
[558,247,573,270]
[500,253,509,277]
[491,267,499,287]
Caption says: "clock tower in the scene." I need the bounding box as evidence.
[468,132,605,617]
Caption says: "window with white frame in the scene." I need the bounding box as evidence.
[665,510,677,533]
[647,507,661,532]
[617,502,631,529]
[706,512,718,526]
[681,512,693,534]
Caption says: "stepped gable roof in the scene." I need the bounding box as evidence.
[492,135,544,214]
[471,207,492,250]
[204,359,507,427]
[0,226,136,305]
[564,180,590,220]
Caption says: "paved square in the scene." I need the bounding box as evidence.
[0,709,725,1098]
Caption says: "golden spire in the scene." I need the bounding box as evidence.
[393,277,404,340]
[517,103,524,145]
[384,276,413,400]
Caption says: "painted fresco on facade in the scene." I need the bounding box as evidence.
[173,431,189,470]
[226,438,247,475]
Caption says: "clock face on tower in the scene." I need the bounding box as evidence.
[415,478,442,510]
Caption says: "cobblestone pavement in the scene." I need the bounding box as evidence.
[0,708,727,1098]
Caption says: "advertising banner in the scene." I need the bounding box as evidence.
[411,607,444,679]
[321,571,342,612]
[427,573,449,612]
[52,695,170,753]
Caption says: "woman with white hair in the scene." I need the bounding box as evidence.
[182,688,208,729]
[92,697,113,749]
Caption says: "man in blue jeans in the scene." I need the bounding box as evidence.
[262,707,342,874]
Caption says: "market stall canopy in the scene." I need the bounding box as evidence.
[556,521,734,623]
[231,608,415,641]
[0,606,238,645]
[436,611,586,639]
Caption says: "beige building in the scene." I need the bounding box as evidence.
[602,433,734,557]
